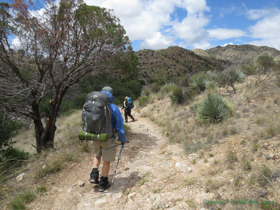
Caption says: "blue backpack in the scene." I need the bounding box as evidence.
[126,97,134,109]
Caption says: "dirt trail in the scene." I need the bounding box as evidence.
[28,112,196,210]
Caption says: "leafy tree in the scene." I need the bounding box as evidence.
[255,53,276,85]
[150,68,170,86]
[0,0,133,153]
[216,68,246,94]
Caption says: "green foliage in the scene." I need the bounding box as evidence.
[170,87,186,104]
[150,68,170,86]
[59,75,143,114]
[138,96,151,107]
[226,150,238,164]
[8,190,36,210]
[241,64,257,75]
[124,124,132,133]
[160,83,177,95]
[190,73,210,92]
[151,83,161,93]
[256,53,276,72]
[184,141,204,154]
[141,86,151,97]
[196,93,234,124]
[257,165,273,186]
[0,112,22,152]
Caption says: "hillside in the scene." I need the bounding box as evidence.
[135,46,229,81]
[192,44,280,66]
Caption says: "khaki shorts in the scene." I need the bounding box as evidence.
[91,138,116,162]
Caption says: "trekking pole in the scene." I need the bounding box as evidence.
[111,141,129,187]
[97,143,122,153]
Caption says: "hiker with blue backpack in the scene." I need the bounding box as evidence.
[82,86,127,192]
[122,96,135,123]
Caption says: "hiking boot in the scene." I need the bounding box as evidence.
[90,168,99,184]
[99,176,110,192]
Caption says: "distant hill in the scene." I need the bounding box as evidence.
[192,44,280,66]
[135,46,229,81]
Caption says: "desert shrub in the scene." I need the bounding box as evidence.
[190,73,210,92]
[141,86,151,97]
[4,147,29,160]
[150,68,170,85]
[216,68,246,93]
[160,83,177,94]
[196,93,234,124]
[170,87,186,104]
[255,53,276,85]
[0,112,22,152]
[206,81,218,91]
[257,165,273,186]
[185,88,198,102]
[8,190,36,210]
[151,83,161,93]
[138,96,151,107]
[241,64,257,75]
[229,68,246,83]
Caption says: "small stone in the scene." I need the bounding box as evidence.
[187,167,192,173]
[78,181,85,187]
[256,190,268,198]
[128,192,136,199]
[195,192,215,204]
[42,165,46,169]
[272,169,280,180]
[266,154,275,160]
[16,173,25,182]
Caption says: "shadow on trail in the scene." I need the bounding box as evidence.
[92,171,141,193]
[121,132,159,160]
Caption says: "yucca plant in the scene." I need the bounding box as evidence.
[160,83,177,95]
[170,87,186,104]
[196,93,234,124]
[190,73,210,93]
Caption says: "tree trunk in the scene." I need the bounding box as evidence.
[229,83,236,94]
[35,87,68,153]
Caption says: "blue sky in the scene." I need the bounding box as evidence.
[5,0,280,51]
[86,0,280,51]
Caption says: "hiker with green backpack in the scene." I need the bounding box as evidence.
[122,96,135,123]
[81,86,127,192]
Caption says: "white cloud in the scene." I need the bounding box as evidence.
[173,14,210,43]
[140,32,175,50]
[85,0,210,46]
[247,8,280,49]
[208,28,246,40]
[11,37,21,49]
[222,43,233,47]
[192,42,212,50]
[246,8,279,20]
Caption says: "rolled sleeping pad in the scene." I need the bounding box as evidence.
[78,131,108,142]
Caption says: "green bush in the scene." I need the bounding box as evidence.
[170,87,186,104]
[241,64,257,75]
[190,73,210,92]
[160,83,177,95]
[139,96,151,107]
[229,68,246,83]
[151,83,161,93]
[196,93,234,124]
[8,190,36,210]
[0,112,22,152]
[4,147,29,160]
[206,81,218,91]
